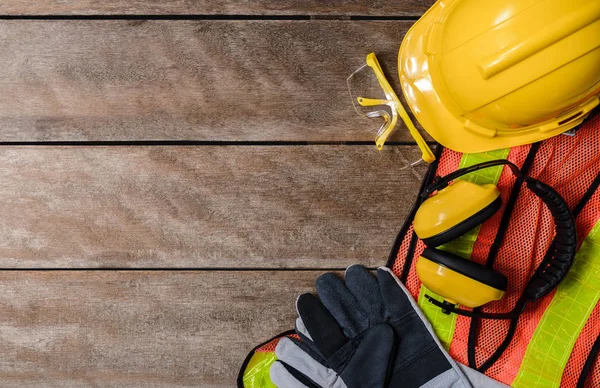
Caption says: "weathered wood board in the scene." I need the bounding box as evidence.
[0,20,429,142]
[0,2,433,387]
[0,270,322,387]
[0,1,434,16]
[0,145,424,268]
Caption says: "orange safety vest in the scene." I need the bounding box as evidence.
[388,112,600,387]
[239,111,600,388]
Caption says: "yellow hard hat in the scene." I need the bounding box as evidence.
[399,0,600,153]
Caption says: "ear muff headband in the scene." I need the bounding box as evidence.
[421,160,522,198]
[421,159,577,318]
[523,178,577,299]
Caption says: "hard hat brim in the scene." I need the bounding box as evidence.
[398,0,596,154]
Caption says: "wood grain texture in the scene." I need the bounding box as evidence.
[0,145,424,268]
[0,20,429,142]
[0,270,324,387]
[0,1,434,16]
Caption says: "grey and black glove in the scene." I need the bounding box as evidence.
[271,323,394,388]
[270,265,507,388]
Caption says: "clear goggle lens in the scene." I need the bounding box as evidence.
[347,53,435,174]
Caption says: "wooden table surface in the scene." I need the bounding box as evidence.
[0,2,435,386]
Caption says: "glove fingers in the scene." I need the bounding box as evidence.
[275,337,337,388]
[291,332,330,367]
[295,316,322,359]
[270,361,313,388]
[296,293,347,359]
[342,324,395,387]
[295,316,312,341]
[316,273,367,336]
[344,265,385,322]
[376,267,413,320]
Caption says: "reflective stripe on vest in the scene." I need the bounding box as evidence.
[240,114,600,388]
[243,351,277,388]
[415,117,600,386]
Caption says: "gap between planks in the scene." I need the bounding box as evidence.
[0,19,430,142]
[0,270,331,387]
[0,0,434,17]
[0,141,431,147]
[0,15,421,20]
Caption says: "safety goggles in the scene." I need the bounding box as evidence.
[347,53,435,165]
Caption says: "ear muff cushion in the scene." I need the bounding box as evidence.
[422,196,502,247]
[421,247,508,291]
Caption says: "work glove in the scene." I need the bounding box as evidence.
[270,266,508,388]
[271,323,395,388]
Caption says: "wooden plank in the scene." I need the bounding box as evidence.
[0,20,428,142]
[0,270,325,387]
[0,1,434,16]
[0,145,425,268]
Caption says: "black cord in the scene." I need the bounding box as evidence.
[577,334,600,388]
[391,144,443,280]
[461,303,528,373]
[468,316,479,369]
[467,143,540,369]
[477,317,520,373]
[573,168,600,218]
[424,296,519,320]
[400,233,419,283]
[470,148,600,372]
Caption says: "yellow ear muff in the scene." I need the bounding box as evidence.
[414,180,501,247]
[416,247,507,308]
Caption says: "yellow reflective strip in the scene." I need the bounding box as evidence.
[418,148,510,349]
[242,351,278,388]
[512,220,600,388]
